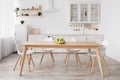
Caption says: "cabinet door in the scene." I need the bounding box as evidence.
[80,4,88,22]
[70,4,78,22]
[90,4,99,23]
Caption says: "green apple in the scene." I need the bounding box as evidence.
[60,38,65,44]
[54,38,65,44]
[54,38,59,43]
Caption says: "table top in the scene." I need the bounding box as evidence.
[22,41,100,49]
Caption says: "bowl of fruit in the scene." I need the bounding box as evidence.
[54,38,65,44]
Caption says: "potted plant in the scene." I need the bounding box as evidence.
[20,20,25,24]
[15,7,19,17]
[38,12,42,16]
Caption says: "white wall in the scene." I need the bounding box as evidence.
[16,0,120,62]
[16,0,102,35]
[100,0,120,62]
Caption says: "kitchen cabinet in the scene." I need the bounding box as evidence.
[70,2,100,23]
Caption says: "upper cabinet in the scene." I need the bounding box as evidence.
[70,2,100,23]
[90,4,99,22]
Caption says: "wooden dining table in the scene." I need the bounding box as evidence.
[20,41,104,78]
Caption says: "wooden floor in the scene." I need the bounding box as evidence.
[0,52,120,80]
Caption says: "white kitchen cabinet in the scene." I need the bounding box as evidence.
[70,2,100,23]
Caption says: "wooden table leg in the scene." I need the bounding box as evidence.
[19,46,27,76]
[96,47,104,78]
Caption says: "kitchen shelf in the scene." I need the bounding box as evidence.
[16,6,42,17]
[17,10,42,17]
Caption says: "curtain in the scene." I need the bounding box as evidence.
[0,40,1,59]
[0,0,16,59]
